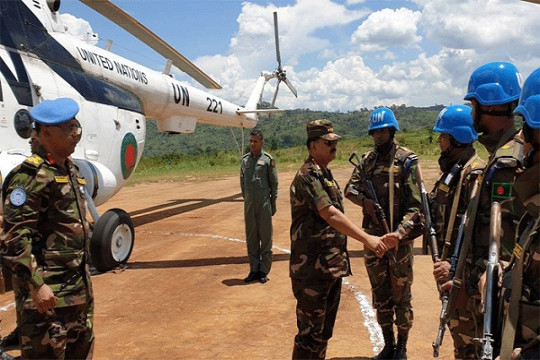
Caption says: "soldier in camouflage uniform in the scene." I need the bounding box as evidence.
[429,105,485,358]
[345,107,422,360]
[443,61,525,358]
[0,98,94,359]
[290,119,397,360]
[498,67,540,360]
[240,129,278,283]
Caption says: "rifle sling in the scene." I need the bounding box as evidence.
[442,155,480,261]
[499,215,540,359]
[447,175,482,315]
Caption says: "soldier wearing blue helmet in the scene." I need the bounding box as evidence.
[430,105,486,358]
[442,62,526,358]
[499,67,540,360]
[1,98,94,359]
[346,107,422,360]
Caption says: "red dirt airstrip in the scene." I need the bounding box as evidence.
[0,160,456,359]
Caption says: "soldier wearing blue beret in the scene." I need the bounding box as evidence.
[1,98,95,359]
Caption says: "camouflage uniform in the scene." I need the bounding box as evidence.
[0,145,94,359]
[461,128,525,357]
[345,140,422,337]
[499,159,540,360]
[240,150,278,276]
[429,151,485,359]
[290,155,351,359]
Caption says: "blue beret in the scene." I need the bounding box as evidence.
[30,98,79,125]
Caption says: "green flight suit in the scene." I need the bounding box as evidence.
[240,150,278,275]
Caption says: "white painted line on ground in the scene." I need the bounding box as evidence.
[173,232,383,354]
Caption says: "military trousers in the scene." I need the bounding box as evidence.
[18,298,94,359]
[244,196,273,274]
[291,277,342,360]
[365,243,414,334]
[447,282,481,359]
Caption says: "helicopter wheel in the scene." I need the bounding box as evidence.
[91,208,135,273]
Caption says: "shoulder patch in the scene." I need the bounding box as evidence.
[270,159,275,167]
[24,154,44,168]
[9,188,27,206]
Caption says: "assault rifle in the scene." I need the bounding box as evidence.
[432,213,466,357]
[436,177,481,357]
[414,161,441,265]
[479,202,502,360]
[348,152,396,262]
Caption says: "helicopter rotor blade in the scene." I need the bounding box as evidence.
[284,78,298,98]
[80,0,221,89]
[271,80,281,108]
[273,12,282,69]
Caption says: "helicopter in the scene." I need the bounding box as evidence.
[0,0,297,272]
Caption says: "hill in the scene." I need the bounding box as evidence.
[142,104,447,158]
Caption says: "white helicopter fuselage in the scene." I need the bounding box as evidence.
[0,0,259,209]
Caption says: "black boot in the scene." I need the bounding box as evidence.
[373,330,395,360]
[394,334,408,360]
[0,327,20,352]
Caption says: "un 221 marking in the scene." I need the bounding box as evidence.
[206,97,222,114]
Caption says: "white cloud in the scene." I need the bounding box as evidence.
[60,13,98,45]
[351,8,422,51]
[195,0,539,111]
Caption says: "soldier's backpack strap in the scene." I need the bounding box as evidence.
[441,154,481,260]
[499,214,540,359]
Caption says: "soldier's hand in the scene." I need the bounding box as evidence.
[30,284,57,313]
[362,199,379,224]
[433,260,451,282]
[373,238,389,258]
[381,232,399,250]
[271,200,277,216]
[441,280,453,292]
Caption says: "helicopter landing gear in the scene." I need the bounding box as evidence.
[91,208,135,273]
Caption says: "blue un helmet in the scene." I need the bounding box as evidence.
[369,107,400,133]
[514,67,540,130]
[433,105,478,144]
[464,61,522,106]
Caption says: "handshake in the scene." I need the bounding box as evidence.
[373,232,400,258]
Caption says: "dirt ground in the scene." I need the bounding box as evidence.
[0,159,457,359]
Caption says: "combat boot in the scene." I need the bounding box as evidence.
[373,329,395,360]
[394,334,408,360]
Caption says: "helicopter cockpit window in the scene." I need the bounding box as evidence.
[14,109,34,139]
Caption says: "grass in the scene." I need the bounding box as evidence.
[129,129,489,185]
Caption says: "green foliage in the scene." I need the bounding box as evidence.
[131,105,488,184]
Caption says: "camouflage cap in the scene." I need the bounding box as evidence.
[306,119,342,140]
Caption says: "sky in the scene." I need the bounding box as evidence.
[58,0,540,112]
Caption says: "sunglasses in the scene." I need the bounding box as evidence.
[53,119,82,136]
[322,139,338,147]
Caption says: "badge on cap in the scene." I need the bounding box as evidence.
[10,188,27,207]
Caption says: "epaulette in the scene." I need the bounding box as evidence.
[23,154,44,168]
[395,146,416,163]
[262,151,274,160]
[493,136,523,164]
[242,153,250,159]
